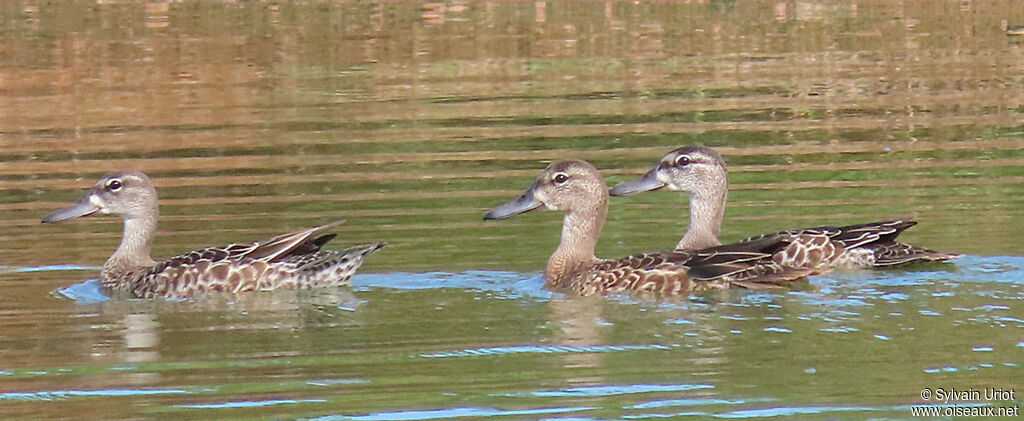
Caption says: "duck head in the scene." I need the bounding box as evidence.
[609,146,727,197]
[484,160,608,220]
[42,170,158,223]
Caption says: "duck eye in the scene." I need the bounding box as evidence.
[106,179,123,192]
[553,173,569,184]
[675,155,692,167]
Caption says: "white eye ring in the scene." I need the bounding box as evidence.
[675,155,692,167]
[106,179,124,192]
[553,172,569,184]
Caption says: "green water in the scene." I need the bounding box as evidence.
[1,1,1022,419]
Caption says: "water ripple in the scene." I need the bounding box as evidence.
[310,405,594,420]
[306,379,370,387]
[352,271,549,299]
[629,397,776,410]
[55,278,108,303]
[178,398,327,409]
[0,388,193,401]
[7,264,99,273]
[420,343,670,358]
[530,383,714,397]
[713,405,879,418]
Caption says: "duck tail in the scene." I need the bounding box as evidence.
[869,242,960,266]
[298,242,386,286]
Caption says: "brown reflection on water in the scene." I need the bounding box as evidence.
[1,1,1022,273]
[549,297,606,385]
[4,2,1022,129]
[0,2,1023,419]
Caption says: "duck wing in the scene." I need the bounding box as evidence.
[736,219,957,267]
[129,221,352,298]
[685,233,818,288]
[573,234,814,295]
[737,219,914,249]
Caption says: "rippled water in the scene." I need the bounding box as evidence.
[2,1,1023,419]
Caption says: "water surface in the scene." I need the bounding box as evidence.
[1,1,1022,419]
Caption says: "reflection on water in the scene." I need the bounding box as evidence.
[1,1,1023,420]
[2,258,1021,419]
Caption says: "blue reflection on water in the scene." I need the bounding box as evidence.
[0,388,191,401]
[50,270,550,304]
[9,255,1024,420]
[351,271,549,299]
[306,379,370,387]
[177,398,327,409]
[311,405,595,420]
[55,278,107,303]
[35,256,1023,309]
[11,264,98,273]
[531,383,714,397]
[420,343,670,358]
[713,405,881,418]
[629,397,776,409]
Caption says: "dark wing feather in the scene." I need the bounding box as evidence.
[287,233,338,256]
[243,220,345,261]
[738,219,914,249]
[826,219,915,249]
[146,221,346,275]
[686,234,816,287]
[687,233,792,267]
[569,234,812,295]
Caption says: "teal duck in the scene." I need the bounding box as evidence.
[609,146,959,267]
[484,160,822,296]
[42,170,385,299]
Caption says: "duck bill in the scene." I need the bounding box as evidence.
[41,192,101,223]
[483,185,543,220]
[609,167,665,196]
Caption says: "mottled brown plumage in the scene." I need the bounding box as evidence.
[609,146,959,268]
[42,170,384,299]
[484,160,817,296]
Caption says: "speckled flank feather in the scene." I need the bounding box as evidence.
[113,240,386,299]
[566,236,817,297]
[740,219,960,268]
[485,160,817,297]
[610,146,959,269]
[42,170,385,299]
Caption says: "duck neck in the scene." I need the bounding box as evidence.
[546,198,606,288]
[104,211,158,281]
[677,183,726,250]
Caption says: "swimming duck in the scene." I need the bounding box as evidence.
[484,160,821,296]
[609,146,959,267]
[41,170,385,298]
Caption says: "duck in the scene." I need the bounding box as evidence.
[609,146,959,267]
[41,170,385,299]
[483,160,823,296]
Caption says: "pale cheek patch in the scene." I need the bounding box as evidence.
[90,194,111,214]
